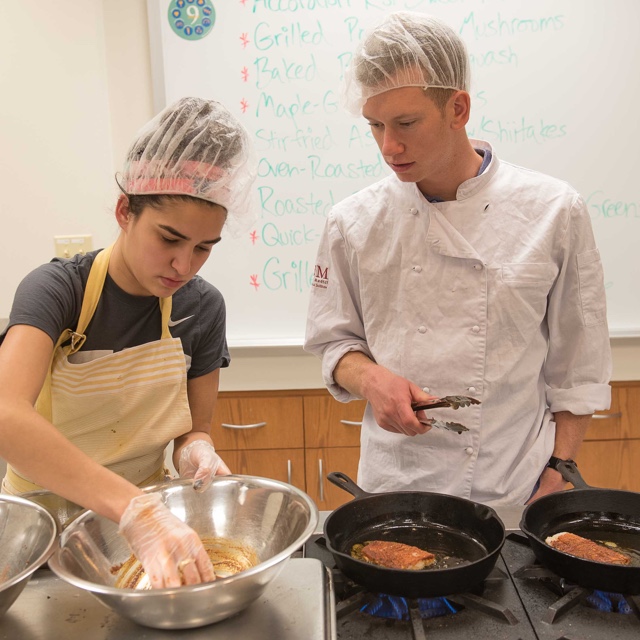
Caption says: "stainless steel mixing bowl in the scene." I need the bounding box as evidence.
[19,489,84,530]
[48,476,318,629]
[0,494,59,618]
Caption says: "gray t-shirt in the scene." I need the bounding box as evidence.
[1,250,229,378]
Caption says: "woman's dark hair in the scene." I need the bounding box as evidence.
[126,193,225,217]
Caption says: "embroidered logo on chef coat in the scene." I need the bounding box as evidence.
[312,264,329,289]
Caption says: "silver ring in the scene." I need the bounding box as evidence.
[178,558,196,571]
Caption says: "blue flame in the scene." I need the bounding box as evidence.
[585,590,631,614]
[361,594,458,620]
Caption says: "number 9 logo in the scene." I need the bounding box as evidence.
[168,0,215,41]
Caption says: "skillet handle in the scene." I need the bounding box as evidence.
[551,459,592,490]
[326,472,375,499]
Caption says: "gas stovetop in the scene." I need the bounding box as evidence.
[6,510,639,640]
[305,511,640,640]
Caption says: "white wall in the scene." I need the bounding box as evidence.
[0,0,637,389]
[0,1,118,308]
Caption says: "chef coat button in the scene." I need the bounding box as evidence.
[412,265,423,273]
[409,207,418,215]
[465,447,474,455]
[471,325,480,333]
[418,325,427,334]
[468,386,476,393]
[474,264,483,270]
[422,387,430,393]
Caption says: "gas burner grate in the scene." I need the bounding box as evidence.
[307,533,545,640]
[513,563,640,624]
[332,567,519,625]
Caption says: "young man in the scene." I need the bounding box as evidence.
[304,12,611,507]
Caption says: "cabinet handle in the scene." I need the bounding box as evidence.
[287,459,292,485]
[340,420,362,426]
[592,413,623,420]
[221,422,267,430]
[318,459,324,503]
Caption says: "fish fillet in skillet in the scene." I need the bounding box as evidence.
[352,540,436,570]
[545,532,631,565]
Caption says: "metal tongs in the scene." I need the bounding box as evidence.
[411,395,481,434]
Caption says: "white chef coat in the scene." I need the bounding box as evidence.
[304,140,612,507]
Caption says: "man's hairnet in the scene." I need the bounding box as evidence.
[120,97,257,237]
[342,11,470,115]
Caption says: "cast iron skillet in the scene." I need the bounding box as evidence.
[520,460,640,594]
[324,472,505,598]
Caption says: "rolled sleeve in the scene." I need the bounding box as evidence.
[547,382,611,415]
[320,342,373,402]
[304,213,374,402]
[544,194,612,414]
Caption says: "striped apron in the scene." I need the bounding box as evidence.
[3,244,192,494]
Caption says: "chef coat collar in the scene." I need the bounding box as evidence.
[415,139,498,204]
[425,143,493,203]
[455,139,499,200]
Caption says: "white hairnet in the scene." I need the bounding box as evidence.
[342,11,470,115]
[120,97,257,237]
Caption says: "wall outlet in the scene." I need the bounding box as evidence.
[53,235,93,259]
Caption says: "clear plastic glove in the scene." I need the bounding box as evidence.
[178,440,229,493]
[118,492,215,588]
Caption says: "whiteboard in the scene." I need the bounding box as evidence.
[147,0,640,345]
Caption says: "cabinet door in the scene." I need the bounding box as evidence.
[305,447,361,510]
[220,448,306,491]
[211,396,304,450]
[304,396,366,448]
[575,440,640,492]
[585,383,640,441]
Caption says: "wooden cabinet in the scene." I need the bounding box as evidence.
[576,381,640,491]
[305,447,361,510]
[212,382,640,508]
[220,449,306,490]
[212,389,366,509]
[211,394,304,450]
[303,394,364,448]
[302,393,366,508]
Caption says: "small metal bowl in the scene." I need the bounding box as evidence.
[48,476,318,629]
[0,495,59,618]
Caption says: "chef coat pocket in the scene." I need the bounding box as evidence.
[577,249,607,326]
[501,262,558,287]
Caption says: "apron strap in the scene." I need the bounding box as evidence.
[35,243,173,420]
[160,295,172,340]
[73,243,113,338]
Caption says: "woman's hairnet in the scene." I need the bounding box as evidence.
[120,97,257,237]
[342,11,470,115]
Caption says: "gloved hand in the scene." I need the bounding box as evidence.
[178,440,230,493]
[118,492,215,588]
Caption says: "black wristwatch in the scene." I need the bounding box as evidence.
[547,455,576,472]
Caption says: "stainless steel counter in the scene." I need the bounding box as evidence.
[0,557,334,640]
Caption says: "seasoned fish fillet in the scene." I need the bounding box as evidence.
[354,540,435,570]
[545,532,631,565]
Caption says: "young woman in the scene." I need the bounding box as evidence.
[0,97,256,588]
